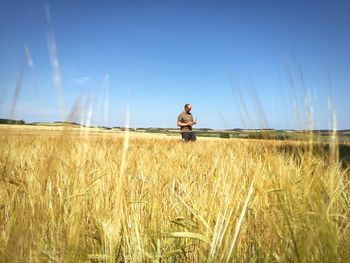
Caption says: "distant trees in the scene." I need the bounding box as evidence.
[219,133,230,139]
[0,118,25,125]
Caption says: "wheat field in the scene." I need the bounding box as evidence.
[0,126,349,262]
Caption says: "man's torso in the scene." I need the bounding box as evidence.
[177,112,193,133]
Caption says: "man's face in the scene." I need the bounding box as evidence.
[185,105,192,113]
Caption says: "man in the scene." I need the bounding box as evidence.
[177,103,197,142]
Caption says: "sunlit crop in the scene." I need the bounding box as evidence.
[0,126,349,262]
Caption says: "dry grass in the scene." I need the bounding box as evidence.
[0,126,349,262]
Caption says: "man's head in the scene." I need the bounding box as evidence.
[184,103,192,113]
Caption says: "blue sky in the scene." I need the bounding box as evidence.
[1,0,349,129]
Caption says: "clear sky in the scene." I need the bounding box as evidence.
[1,0,349,130]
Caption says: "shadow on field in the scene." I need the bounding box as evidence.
[277,143,350,169]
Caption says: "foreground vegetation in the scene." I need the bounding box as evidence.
[0,127,349,262]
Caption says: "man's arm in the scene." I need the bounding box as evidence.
[177,121,194,127]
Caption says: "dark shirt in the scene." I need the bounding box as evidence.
[177,111,194,133]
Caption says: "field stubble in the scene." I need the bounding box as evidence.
[0,127,349,262]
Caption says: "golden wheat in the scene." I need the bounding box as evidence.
[0,126,349,262]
